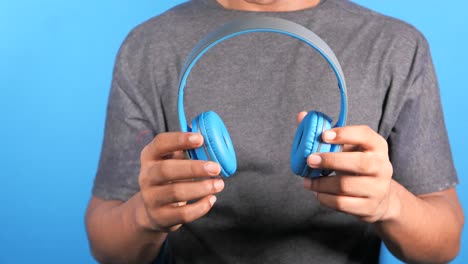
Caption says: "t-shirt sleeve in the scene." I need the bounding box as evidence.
[92,31,158,201]
[386,32,458,195]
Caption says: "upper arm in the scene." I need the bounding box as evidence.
[86,196,123,216]
[418,187,464,227]
[85,196,124,227]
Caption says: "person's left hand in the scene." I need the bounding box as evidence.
[298,113,396,223]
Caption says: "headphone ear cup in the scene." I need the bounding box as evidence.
[191,111,237,177]
[290,111,332,178]
[188,119,201,161]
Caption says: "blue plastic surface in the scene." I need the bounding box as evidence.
[291,111,332,178]
[195,111,237,177]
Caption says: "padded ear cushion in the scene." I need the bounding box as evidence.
[290,111,332,177]
[194,111,237,177]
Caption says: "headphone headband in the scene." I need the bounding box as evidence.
[178,17,348,132]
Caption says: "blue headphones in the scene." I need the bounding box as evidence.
[178,17,348,178]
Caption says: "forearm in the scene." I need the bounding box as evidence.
[374,180,463,264]
[86,193,167,264]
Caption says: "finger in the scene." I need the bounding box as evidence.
[152,195,217,229]
[314,192,374,218]
[296,111,308,126]
[304,175,376,197]
[151,179,224,206]
[141,132,204,161]
[307,152,387,176]
[143,160,220,186]
[322,126,388,152]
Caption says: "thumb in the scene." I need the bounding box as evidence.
[296,111,308,126]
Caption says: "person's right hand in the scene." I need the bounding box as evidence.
[138,132,225,233]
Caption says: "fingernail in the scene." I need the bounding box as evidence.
[204,162,220,174]
[209,196,217,206]
[214,180,224,191]
[308,154,322,167]
[323,130,336,141]
[189,134,201,144]
[304,178,312,189]
[312,191,318,198]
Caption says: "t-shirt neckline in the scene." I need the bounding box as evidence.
[198,0,328,14]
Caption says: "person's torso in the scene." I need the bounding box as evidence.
[131,0,417,262]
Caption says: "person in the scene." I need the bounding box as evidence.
[85,0,464,263]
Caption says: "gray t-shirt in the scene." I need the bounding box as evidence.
[92,0,458,263]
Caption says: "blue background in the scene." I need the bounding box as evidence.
[0,1,466,263]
